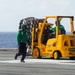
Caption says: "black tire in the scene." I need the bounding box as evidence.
[53,51,60,59]
[69,57,75,60]
[33,47,41,59]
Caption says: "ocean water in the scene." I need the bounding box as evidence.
[0,32,18,48]
[0,32,70,48]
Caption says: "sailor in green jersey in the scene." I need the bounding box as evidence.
[15,24,29,62]
[17,26,28,45]
[50,21,66,34]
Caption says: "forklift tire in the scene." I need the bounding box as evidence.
[53,51,60,59]
[33,48,41,59]
[69,57,75,60]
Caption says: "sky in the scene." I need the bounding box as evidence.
[0,0,75,32]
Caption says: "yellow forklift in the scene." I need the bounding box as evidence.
[31,16,75,59]
[19,16,75,59]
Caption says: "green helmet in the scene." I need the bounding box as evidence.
[22,24,27,30]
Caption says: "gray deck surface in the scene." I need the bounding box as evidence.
[0,49,75,75]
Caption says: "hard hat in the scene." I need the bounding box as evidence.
[22,24,27,30]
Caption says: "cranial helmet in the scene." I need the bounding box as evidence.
[22,24,27,30]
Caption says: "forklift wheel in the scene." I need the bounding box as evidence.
[53,51,60,59]
[33,48,41,59]
[69,57,75,60]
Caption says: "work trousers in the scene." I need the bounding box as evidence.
[16,42,27,61]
